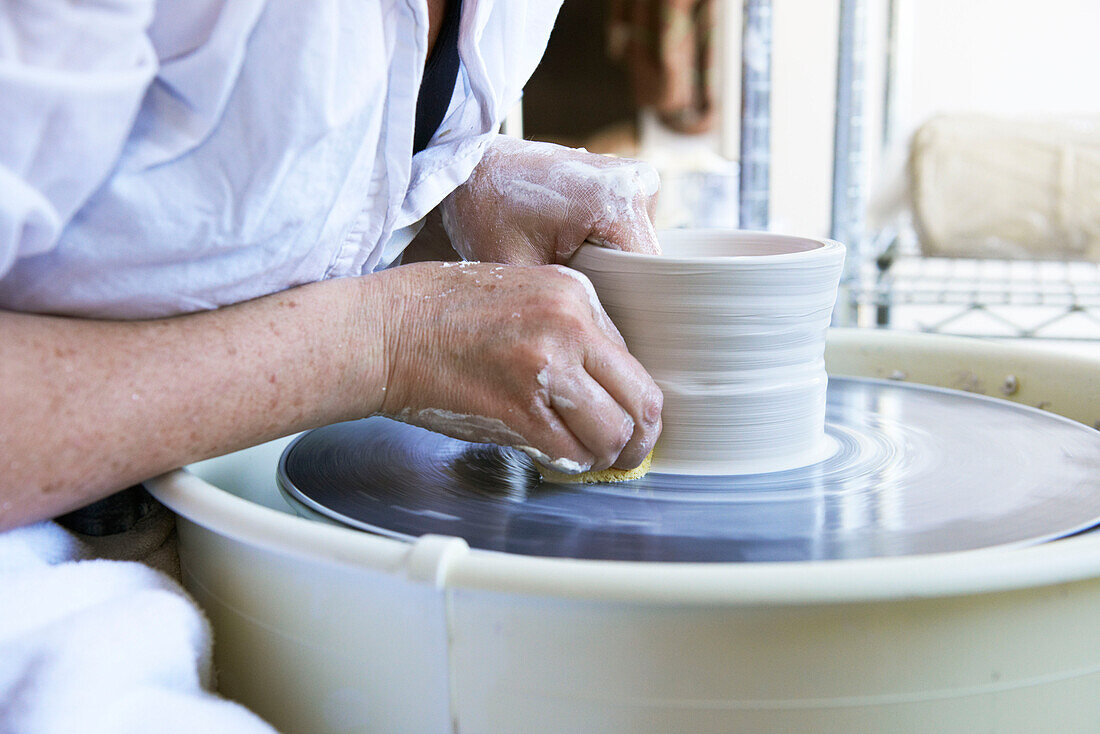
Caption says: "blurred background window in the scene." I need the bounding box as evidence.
[517,0,1100,343]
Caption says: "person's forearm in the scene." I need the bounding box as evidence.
[0,276,386,530]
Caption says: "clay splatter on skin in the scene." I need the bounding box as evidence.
[516,445,589,474]
[393,408,528,447]
[552,158,660,202]
[550,395,577,411]
[440,136,661,263]
[505,180,571,209]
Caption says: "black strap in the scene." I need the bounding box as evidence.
[55,484,158,536]
[412,0,463,155]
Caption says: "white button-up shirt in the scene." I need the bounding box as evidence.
[0,0,560,318]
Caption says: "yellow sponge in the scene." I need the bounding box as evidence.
[538,451,654,484]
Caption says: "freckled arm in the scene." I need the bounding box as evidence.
[0,277,389,530]
[0,255,664,530]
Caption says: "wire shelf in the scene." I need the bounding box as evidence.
[851,251,1100,340]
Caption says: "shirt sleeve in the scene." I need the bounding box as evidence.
[0,0,158,277]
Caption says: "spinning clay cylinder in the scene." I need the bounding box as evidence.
[569,230,845,475]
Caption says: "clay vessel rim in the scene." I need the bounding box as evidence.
[572,230,844,268]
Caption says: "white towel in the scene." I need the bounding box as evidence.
[0,520,277,734]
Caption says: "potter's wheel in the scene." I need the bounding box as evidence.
[277,377,1100,562]
[150,331,1100,733]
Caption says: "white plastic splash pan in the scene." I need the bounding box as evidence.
[147,329,1100,733]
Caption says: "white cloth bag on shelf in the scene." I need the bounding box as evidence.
[908,114,1100,261]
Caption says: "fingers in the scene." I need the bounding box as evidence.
[543,365,634,472]
[601,212,661,257]
[583,158,662,256]
[545,263,662,469]
[516,403,598,475]
[583,341,663,470]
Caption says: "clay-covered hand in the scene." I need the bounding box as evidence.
[371,261,662,472]
[440,136,661,266]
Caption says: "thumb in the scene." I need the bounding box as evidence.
[589,203,662,256]
[585,158,662,255]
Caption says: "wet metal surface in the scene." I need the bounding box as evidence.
[279,378,1100,562]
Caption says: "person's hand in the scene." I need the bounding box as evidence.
[440,136,661,266]
[368,261,662,472]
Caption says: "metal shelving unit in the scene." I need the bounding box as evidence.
[832,0,1100,341]
[537,0,1100,342]
[728,0,871,326]
[852,229,1100,339]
